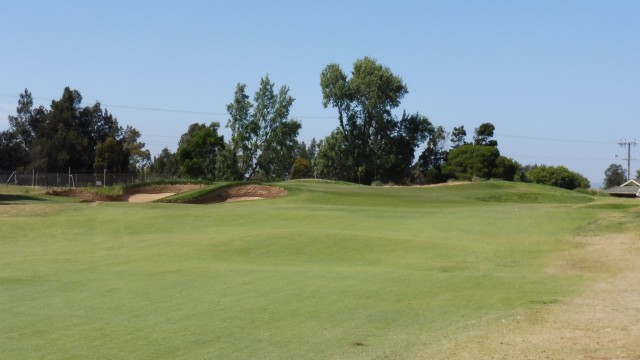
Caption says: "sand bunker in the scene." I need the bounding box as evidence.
[195,184,288,204]
[47,184,287,204]
[127,193,175,203]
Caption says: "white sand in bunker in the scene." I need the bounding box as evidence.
[127,193,175,203]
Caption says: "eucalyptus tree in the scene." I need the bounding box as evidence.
[450,126,467,149]
[221,75,301,180]
[320,57,431,183]
[416,125,449,183]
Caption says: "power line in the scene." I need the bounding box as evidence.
[618,139,638,180]
[0,92,631,146]
[0,92,337,119]
[103,104,226,116]
[495,133,614,145]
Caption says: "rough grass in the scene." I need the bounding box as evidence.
[0,181,613,359]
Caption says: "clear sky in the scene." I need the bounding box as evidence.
[1,1,638,185]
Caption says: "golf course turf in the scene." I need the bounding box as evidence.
[1,180,638,358]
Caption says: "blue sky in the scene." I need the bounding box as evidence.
[1,1,639,184]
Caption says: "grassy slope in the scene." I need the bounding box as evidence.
[159,182,233,202]
[0,181,621,359]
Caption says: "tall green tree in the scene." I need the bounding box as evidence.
[289,140,318,180]
[450,126,467,149]
[94,137,129,173]
[5,87,146,174]
[31,87,87,171]
[320,57,430,183]
[494,156,522,181]
[443,144,500,180]
[177,122,224,179]
[7,89,35,156]
[0,130,28,170]
[416,125,448,184]
[82,103,124,172]
[604,163,626,189]
[378,112,433,183]
[290,158,313,179]
[150,147,181,178]
[256,119,300,180]
[473,122,498,147]
[222,75,301,180]
[122,126,151,171]
[314,129,353,181]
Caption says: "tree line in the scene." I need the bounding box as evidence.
[0,88,149,174]
[1,57,590,189]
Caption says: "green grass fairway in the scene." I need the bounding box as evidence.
[0,181,628,359]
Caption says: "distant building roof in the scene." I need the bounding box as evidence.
[621,179,640,187]
[606,179,640,197]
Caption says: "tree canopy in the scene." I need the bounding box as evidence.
[219,75,301,181]
[443,144,501,180]
[320,57,431,183]
[526,165,590,190]
[177,122,224,179]
[4,65,594,191]
[604,163,626,189]
[3,88,147,174]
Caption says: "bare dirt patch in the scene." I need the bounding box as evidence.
[125,184,201,195]
[194,184,288,204]
[47,184,202,202]
[46,189,120,202]
[424,224,640,359]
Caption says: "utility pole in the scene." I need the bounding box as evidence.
[618,139,638,181]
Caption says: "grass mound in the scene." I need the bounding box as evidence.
[477,191,593,204]
[474,182,594,204]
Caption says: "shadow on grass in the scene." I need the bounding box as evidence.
[0,194,46,203]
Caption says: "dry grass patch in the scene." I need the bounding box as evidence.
[422,214,640,359]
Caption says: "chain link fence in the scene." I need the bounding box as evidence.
[0,170,148,188]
